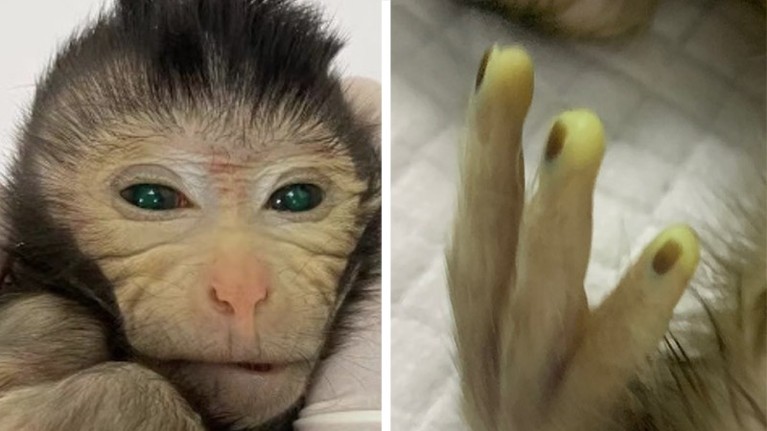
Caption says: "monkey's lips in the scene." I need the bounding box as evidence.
[175,360,290,374]
[185,358,309,378]
[149,343,317,379]
[231,362,278,373]
[157,358,311,426]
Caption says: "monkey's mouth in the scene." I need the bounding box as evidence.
[212,361,295,375]
[159,358,289,375]
[233,362,276,373]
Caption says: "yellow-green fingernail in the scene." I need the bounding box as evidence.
[649,225,700,277]
[545,110,605,169]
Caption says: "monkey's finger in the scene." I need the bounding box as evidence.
[449,46,534,304]
[499,110,605,417]
[446,45,533,430]
[450,46,533,278]
[549,225,700,430]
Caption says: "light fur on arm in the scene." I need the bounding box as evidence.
[0,294,203,431]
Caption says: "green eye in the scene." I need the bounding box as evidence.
[268,184,324,213]
[120,184,189,211]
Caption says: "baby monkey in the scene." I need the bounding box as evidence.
[0,0,380,430]
[447,46,765,430]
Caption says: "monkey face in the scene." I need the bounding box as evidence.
[2,0,380,426]
[34,110,373,425]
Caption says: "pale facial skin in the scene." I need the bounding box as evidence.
[30,99,373,425]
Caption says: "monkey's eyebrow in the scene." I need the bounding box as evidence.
[254,131,341,149]
[87,133,166,158]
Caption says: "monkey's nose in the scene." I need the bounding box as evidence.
[208,282,269,317]
[208,258,270,321]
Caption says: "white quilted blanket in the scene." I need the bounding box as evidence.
[391,0,765,429]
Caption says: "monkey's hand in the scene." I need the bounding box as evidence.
[446,46,700,431]
[0,294,204,431]
[0,362,205,431]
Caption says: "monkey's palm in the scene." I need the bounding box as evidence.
[447,47,700,431]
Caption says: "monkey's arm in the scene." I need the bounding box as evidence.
[447,46,700,431]
[0,294,204,431]
[0,293,110,390]
[0,362,204,431]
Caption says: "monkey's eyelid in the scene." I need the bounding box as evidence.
[110,164,194,194]
[119,183,196,212]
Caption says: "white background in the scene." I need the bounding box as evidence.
[0,0,381,170]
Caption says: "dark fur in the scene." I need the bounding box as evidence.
[0,0,381,429]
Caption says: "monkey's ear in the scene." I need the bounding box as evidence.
[342,77,381,150]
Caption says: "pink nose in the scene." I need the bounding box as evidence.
[208,256,270,321]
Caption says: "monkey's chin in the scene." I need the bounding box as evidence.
[161,360,312,427]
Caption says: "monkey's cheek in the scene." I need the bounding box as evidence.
[171,361,311,425]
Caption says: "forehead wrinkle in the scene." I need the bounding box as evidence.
[166,126,349,167]
[204,102,346,152]
[58,114,178,164]
[61,107,358,180]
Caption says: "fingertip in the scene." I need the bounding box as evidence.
[474,45,534,109]
[648,224,700,280]
[545,110,605,169]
